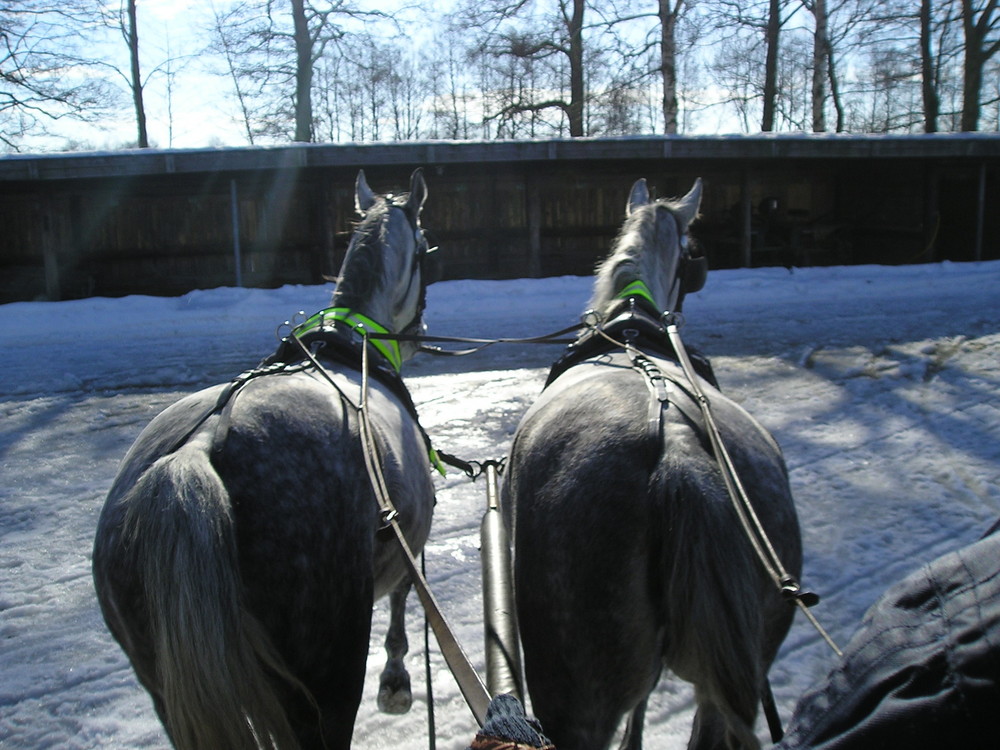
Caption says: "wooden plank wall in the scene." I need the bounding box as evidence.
[1,138,997,302]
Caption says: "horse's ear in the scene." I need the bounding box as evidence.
[627,178,650,215]
[407,168,428,214]
[356,170,377,214]
[675,178,703,228]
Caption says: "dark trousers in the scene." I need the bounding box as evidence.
[775,522,1000,749]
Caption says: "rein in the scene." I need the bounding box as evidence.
[275,281,841,740]
[367,324,583,358]
[661,316,841,657]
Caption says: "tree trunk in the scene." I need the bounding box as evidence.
[961,43,983,131]
[920,0,939,133]
[292,0,314,142]
[659,0,680,134]
[127,0,148,148]
[811,0,828,132]
[567,0,585,136]
[827,43,844,131]
[959,0,993,132]
[762,0,781,131]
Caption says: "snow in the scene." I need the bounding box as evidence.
[1,261,999,749]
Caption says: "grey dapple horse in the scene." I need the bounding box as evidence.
[93,170,436,750]
[503,178,803,750]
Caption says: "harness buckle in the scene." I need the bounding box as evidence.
[661,311,684,328]
[780,576,821,607]
[379,508,399,529]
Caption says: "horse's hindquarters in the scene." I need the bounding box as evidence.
[209,370,434,671]
[93,369,436,749]
[505,371,668,748]
[505,362,802,750]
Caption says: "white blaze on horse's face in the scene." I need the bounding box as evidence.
[625,177,702,313]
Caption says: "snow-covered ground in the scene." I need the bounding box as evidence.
[1,261,998,749]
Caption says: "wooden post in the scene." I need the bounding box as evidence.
[319,174,337,281]
[230,179,243,287]
[975,163,986,262]
[741,169,753,268]
[527,177,542,278]
[40,194,61,301]
[924,165,940,263]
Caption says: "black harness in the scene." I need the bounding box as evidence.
[543,293,722,460]
[545,296,718,389]
[265,317,416,413]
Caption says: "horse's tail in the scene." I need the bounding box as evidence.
[659,456,773,749]
[121,446,306,750]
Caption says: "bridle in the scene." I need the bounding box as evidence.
[386,196,436,343]
[664,204,707,311]
[291,198,434,373]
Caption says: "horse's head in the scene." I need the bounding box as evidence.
[333,169,431,363]
[591,177,704,315]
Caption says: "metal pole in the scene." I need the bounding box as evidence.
[480,461,524,702]
[230,178,243,287]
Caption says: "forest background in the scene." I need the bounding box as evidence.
[2,0,999,153]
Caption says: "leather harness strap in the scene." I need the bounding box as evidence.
[351,337,492,728]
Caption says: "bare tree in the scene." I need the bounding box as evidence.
[775,29,814,129]
[849,0,963,133]
[210,1,258,144]
[123,0,147,147]
[828,0,959,134]
[657,0,694,133]
[959,0,1000,130]
[704,0,797,131]
[209,0,392,143]
[1,1,118,150]
[452,0,589,136]
[921,0,942,130]
[426,45,475,139]
[93,0,204,148]
[761,0,783,130]
[804,0,830,130]
[708,32,765,130]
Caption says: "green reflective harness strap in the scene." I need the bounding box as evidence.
[616,280,659,311]
[288,307,454,472]
[295,307,404,373]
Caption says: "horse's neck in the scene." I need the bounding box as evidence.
[330,290,394,330]
[331,210,404,332]
[590,253,664,311]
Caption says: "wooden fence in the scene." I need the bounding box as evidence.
[1,135,997,302]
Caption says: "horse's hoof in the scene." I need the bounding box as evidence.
[377,685,413,714]
[378,666,412,714]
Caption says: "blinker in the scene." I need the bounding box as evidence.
[682,254,708,294]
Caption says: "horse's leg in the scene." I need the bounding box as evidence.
[619,694,649,750]
[377,580,414,714]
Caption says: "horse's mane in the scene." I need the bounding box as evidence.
[589,198,685,312]
[331,198,394,310]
